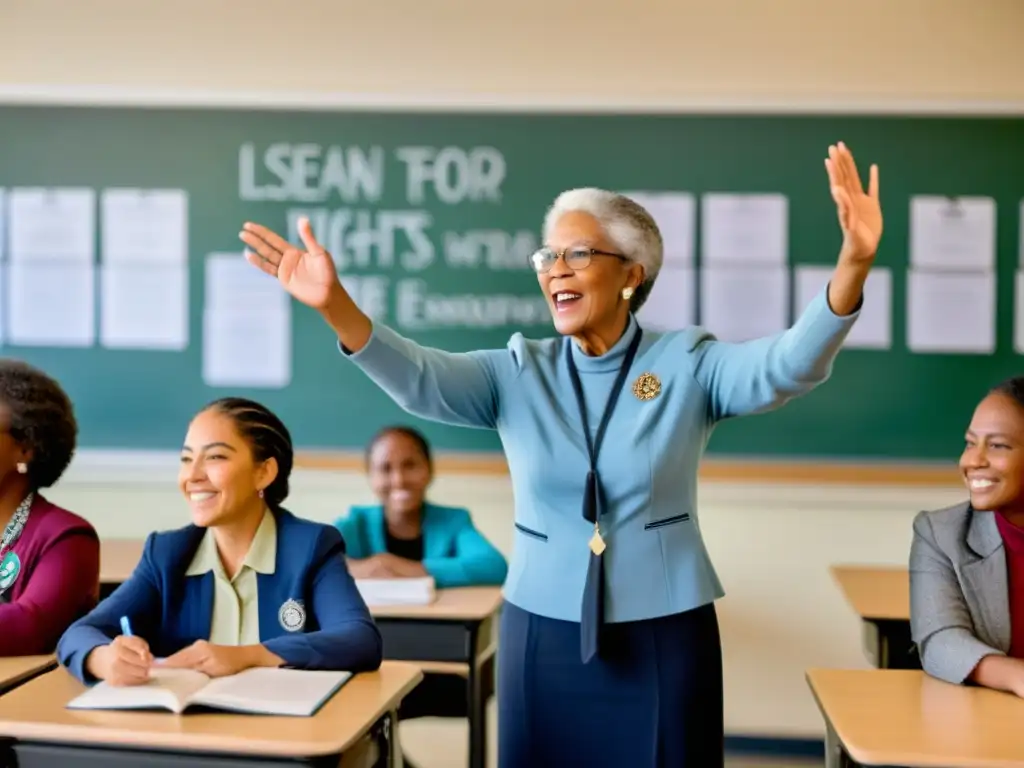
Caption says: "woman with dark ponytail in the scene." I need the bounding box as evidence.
[57,397,383,685]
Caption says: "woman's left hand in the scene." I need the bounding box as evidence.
[826,142,882,264]
[160,640,252,678]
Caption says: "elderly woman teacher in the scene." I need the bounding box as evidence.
[240,142,882,767]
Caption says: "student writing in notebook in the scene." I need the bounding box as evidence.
[335,425,507,588]
[912,377,1024,695]
[0,361,100,656]
[57,397,382,686]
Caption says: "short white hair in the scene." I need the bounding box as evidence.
[542,187,663,311]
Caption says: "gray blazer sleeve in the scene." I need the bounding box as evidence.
[909,510,1004,683]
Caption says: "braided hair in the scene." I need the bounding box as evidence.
[203,397,293,508]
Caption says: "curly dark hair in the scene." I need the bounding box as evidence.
[203,397,294,508]
[0,360,77,489]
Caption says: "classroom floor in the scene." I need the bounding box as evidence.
[398,701,821,767]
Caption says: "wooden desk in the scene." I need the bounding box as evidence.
[0,661,423,768]
[830,565,917,669]
[0,657,55,696]
[98,542,501,767]
[370,587,502,768]
[99,539,143,598]
[807,667,1024,767]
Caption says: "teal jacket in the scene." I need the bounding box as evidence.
[335,503,508,589]
[340,286,858,623]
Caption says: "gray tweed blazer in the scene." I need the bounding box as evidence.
[910,501,1010,684]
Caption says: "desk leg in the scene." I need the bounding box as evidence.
[824,723,871,768]
[467,658,485,768]
[383,709,401,768]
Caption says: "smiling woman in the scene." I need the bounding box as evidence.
[911,376,1024,696]
[238,141,881,767]
[56,397,382,686]
[0,360,99,657]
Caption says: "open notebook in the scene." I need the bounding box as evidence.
[66,666,352,716]
[356,576,436,606]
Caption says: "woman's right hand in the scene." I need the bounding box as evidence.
[240,217,342,310]
[85,635,154,686]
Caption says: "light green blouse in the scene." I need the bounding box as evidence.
[185,512,277,645]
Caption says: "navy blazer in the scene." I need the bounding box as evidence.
[57,508,383,683]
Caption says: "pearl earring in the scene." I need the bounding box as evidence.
[16,462,27,475]
[622,286,634,300]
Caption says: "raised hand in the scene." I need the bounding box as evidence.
[825,142,882,264]
[240,218,341,309]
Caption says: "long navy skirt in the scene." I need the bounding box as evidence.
[497,601,724,767]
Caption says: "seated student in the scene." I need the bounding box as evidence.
[911,376,1024,695]
[0,360,99,656]
[57,397,382,685]
[336,425,507,588]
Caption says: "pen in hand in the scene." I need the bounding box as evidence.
[118,615,156,674]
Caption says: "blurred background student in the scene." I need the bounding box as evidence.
[336,425,507,587]
[335,425,506,759]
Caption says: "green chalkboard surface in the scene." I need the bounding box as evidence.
[0,105,1022,459]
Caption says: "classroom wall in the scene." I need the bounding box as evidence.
[3,0,1021,738]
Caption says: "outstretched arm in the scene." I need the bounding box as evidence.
[693,142,881,422]
[241,219,504,429]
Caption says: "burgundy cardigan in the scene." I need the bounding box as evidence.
[0,495,99,656]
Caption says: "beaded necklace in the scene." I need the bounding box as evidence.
[0,493,34,562]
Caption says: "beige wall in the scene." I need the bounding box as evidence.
[2,0,1021,738]
[3,0,1024,109]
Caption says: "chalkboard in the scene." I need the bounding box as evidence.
[0,104,1022,460]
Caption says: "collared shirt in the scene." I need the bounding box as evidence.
[185,511,277,646]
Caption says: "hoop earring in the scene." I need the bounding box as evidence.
[622,286,634,301]
[258,489,264,499]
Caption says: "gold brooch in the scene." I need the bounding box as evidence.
[632,372,661,401]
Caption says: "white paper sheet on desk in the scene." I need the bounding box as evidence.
[101,188,188,264]
[910,195,996,271]
[699,265,789,342]
[357,577,436,606]
[701,193,788,267]
[100,264,189,350]
[795,265,892,350]
[8,188,95,263]
[7,262,95,347]
[907,270,995,354]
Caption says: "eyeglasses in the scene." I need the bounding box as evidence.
[528,246,629,274]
